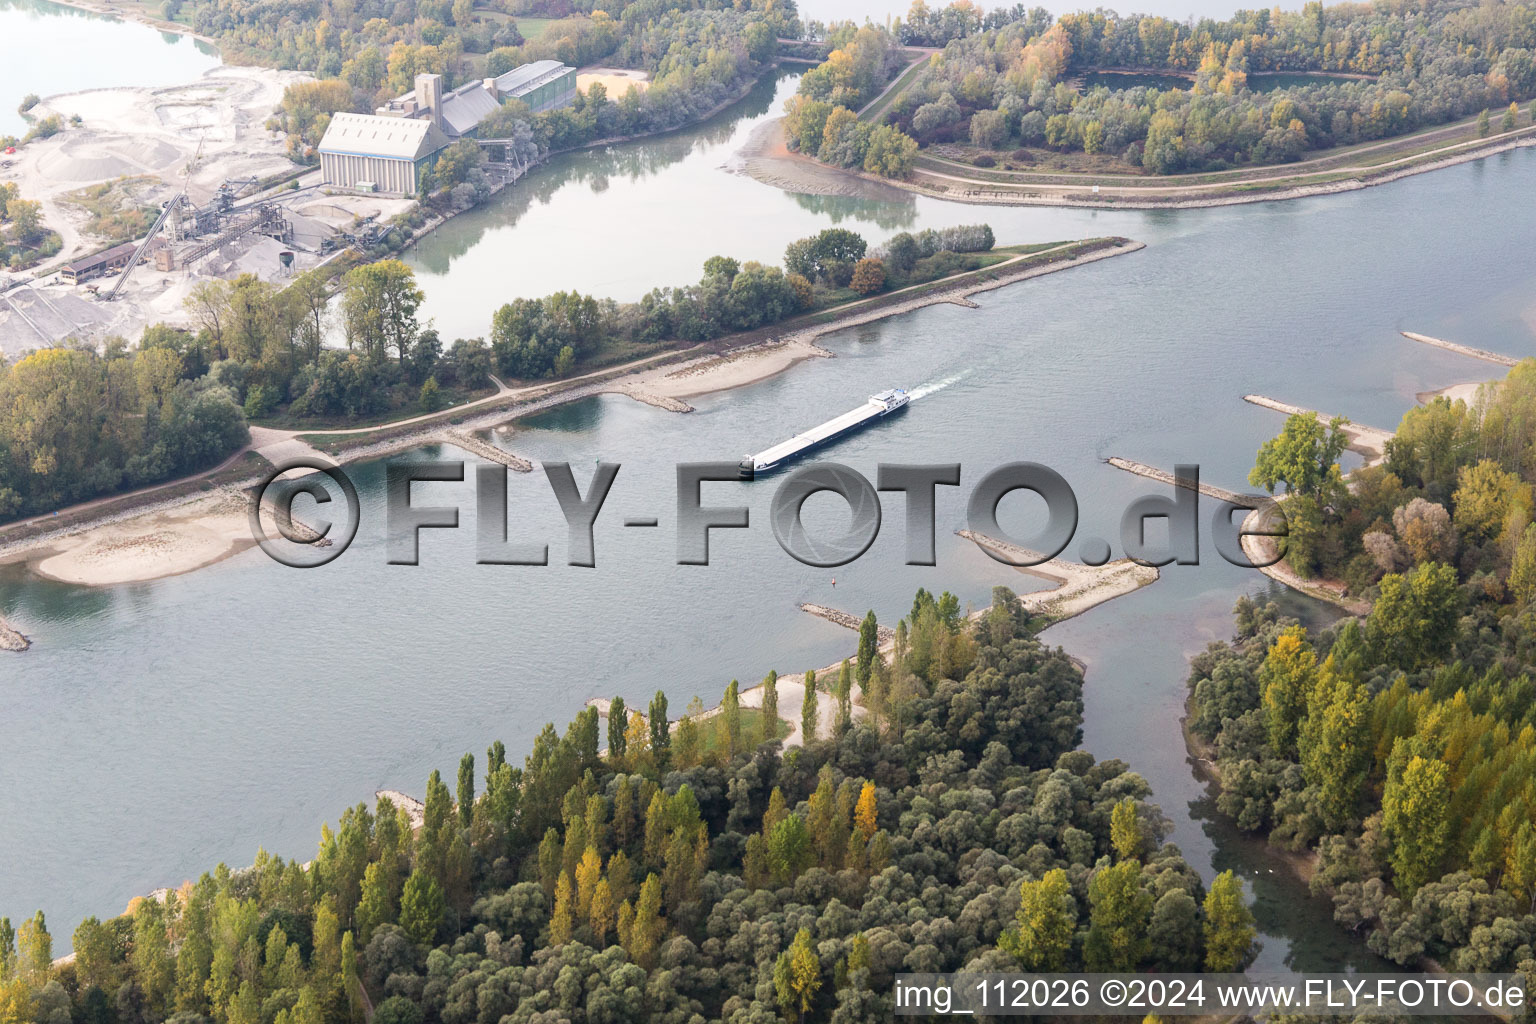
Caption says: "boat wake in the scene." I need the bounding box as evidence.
[909,372,967,401]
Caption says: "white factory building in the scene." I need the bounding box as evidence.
[317,110,452,196]
[319,65,576,195]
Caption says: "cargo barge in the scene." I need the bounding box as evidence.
[740,389,909,479]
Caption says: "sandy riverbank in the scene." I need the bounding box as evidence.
[612,334,833,402]
[730,117,913,200]
[957,530,1160,621]
[16,489,257,587]
[1417,379,1494,405]
[617,239,1144,408]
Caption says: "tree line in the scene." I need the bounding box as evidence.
[0,217,999,517]
[782,24,923,178]
[875,0,1536,172]
[0,586,1256,1024]
[1186,361,1536,979]
[0,344,248,521]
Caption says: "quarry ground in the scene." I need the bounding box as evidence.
[0,64,411,354]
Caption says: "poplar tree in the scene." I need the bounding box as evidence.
[590,879,615,946]
[549,873,574,946]
[648,691,670,768]
[1110,799,1143,861]
[1259,626,1316,758]
[1383,746,1451,895]
[644,791,669,868]
[456,753,475,829]
[854,782,877,838]
[800,671,819,742]
[1203,871,1256,971]
[856,611,878,683]
[774,928,821,1023]
[575,847,602,920]
[1299,658,1370,830]
[835,660,852,736]
[607,696,627,760]
[536,829,561,896]
[354,862,395,944]
[723,680,741,754]
[1084,861,1152,971]
[398,870,444,946]
[1000,868,1075,970]
[762,671,779,732]
[627,875,665,968]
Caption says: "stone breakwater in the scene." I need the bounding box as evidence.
[435,430,534,472]
[799,603,896,643]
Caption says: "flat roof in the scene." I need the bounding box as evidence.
[318,112,450,161]
[494,60,574,97]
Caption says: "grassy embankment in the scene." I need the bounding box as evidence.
[909,110,1536,202]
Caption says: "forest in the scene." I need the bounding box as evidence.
[0,587,1257,1023]
[1188,361,1536,979]
[859,0,1536,172]
[0,343,248,521]
[266,0,792,170]
[781,25,923,177]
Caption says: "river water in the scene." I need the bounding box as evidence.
[5,21,1536,976]
[0,0,219,137]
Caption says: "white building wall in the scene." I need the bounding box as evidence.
[320,152,416,195]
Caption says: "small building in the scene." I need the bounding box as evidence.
[493,60,578,114]
[62,241,138,284]
[318,112,451,196]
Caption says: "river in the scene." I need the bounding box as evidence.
[0,0,219,138]
[5,13,1536,977]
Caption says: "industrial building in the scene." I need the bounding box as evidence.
[61,241,139,283]
[318,111,451,196]
[321,63,577,193]
[376,72,502,138]
[493,60,578,113]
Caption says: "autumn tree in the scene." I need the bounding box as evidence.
[849,257,886,295]
[1382,744,1451,895]
[1203,871,1256,970]
[773,928,821,1022]
[999,868,1076,970]
[1259,626,1317,758]
[1084,861,1152,971]
[1110,799,1143,861]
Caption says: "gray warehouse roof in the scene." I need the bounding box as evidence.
[494,60,574,98]
[440,81,501,136]
[319,112,451,161]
